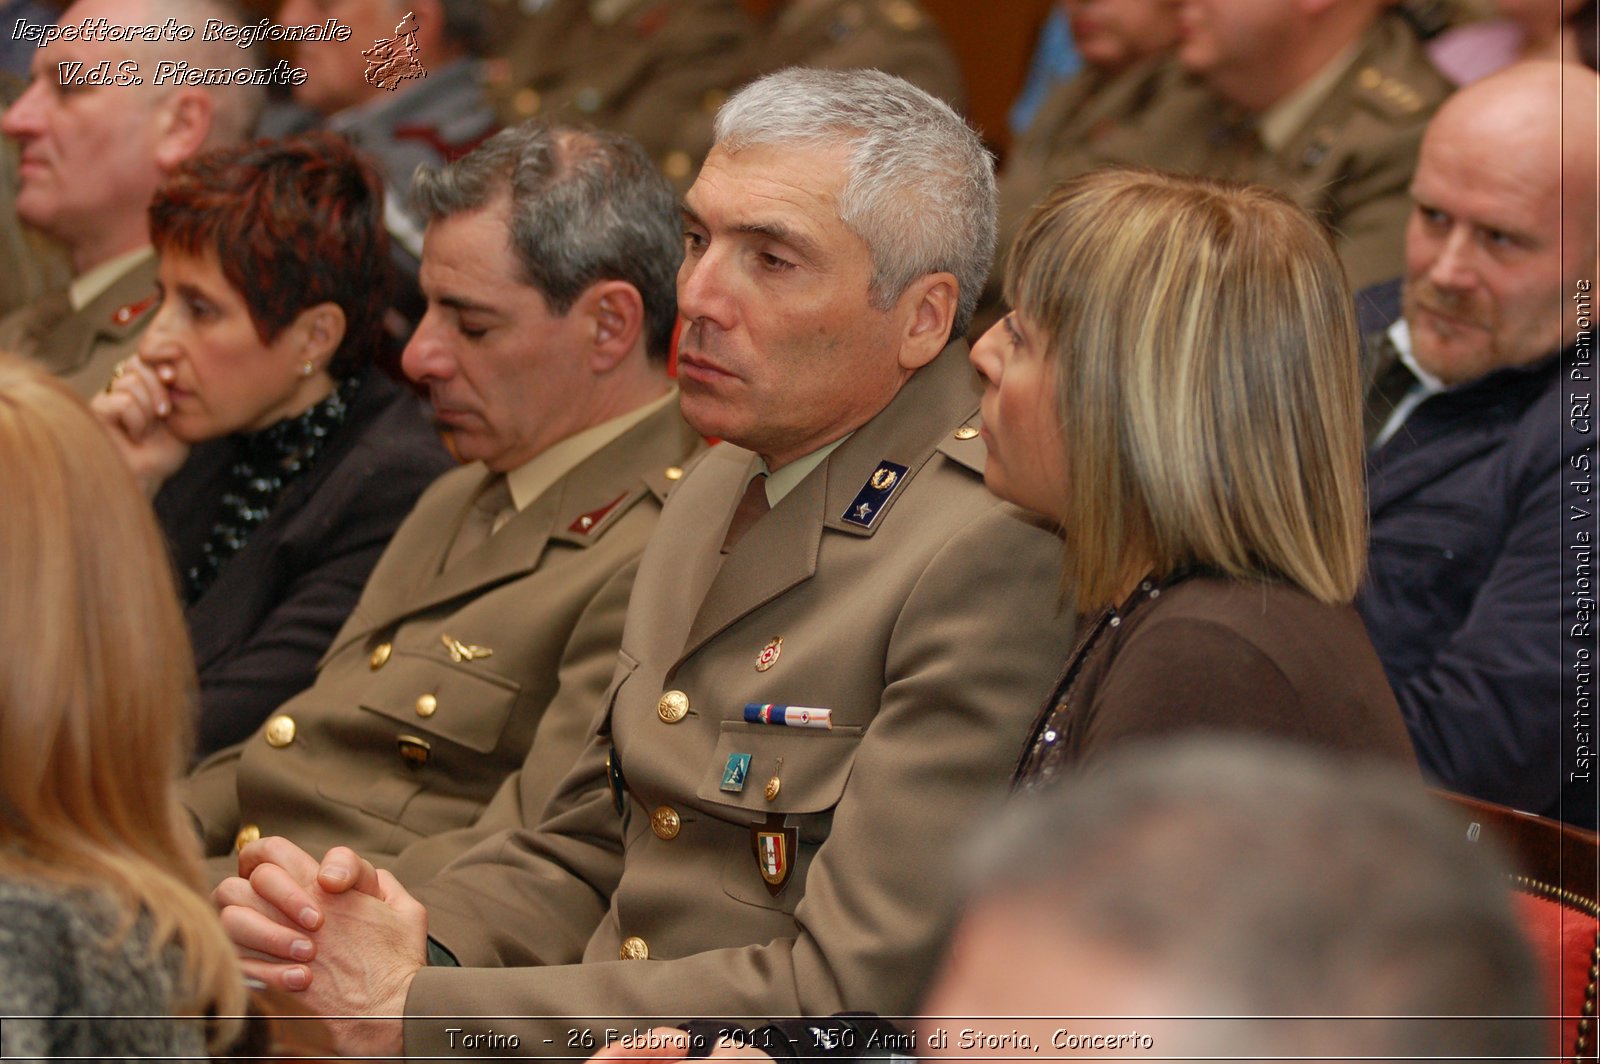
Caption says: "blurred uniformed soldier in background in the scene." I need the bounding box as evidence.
[273,0,499,261]
[481,0,752,189]
[0,0,264,397]
[987,0,1452,310]
[737,0,966,111]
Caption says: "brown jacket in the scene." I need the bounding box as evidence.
[181,399,704,880]
[404,342,1074,1052]
[1017,572,1418,787]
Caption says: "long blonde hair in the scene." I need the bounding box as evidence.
[0,354,245,1045]
[1005,169,1367,612]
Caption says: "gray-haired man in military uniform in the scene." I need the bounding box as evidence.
[212,68,1072,1057]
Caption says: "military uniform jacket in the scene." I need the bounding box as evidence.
[0,254,156,399]
[406,343,1075,1052]
[745,0,966,112]
[182,399,705,876]
[1008,11,1451,291]
[485,0,752,189]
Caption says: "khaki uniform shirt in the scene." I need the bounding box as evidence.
[404,343,1075,1052]
[483,0,753,189]
[0,253,157,399]
[993,10,1451,292]
[181,399,705,880]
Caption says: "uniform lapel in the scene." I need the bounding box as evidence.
[46,256,158,377]
[679,458,824,660]
[365,475,563,630]
[674,340,980,666]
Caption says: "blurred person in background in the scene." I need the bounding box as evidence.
[0,0,265,397]
[1428,0,1597,81]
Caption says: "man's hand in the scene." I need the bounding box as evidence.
[213,838,426,1057]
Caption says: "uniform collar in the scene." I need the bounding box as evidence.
[1257,37,1362,151]
[505,387,677,512]
[70,245,153,312]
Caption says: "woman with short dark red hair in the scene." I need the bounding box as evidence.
[93,132,451,759]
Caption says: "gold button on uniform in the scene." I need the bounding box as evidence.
[264,715,296,747]
[234,824,261,851]
[619,936,649,960]
[953,425,979,440]
[657,690,689,723]
[664,465,684,481]
[650,805,681,840]
[416,693,438,718]
[765,776,781,802]
[369,642,392,669]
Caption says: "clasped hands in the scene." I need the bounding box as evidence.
[212,837,426,1057]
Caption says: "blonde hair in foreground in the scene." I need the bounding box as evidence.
[1005,169,1367,612]
[0,353,245,1046]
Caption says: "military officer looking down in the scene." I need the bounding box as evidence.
[180,119,704,880]
[212,68,1074,1056]
[991,0,1453,302]
[0,0,265,397]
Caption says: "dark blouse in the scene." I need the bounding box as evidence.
[155,365,453,758]
[1015,571,1417,790]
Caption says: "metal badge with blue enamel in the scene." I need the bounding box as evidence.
[841,460,908,528]
[721,753,752,793]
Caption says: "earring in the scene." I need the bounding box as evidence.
[300,360,315,378]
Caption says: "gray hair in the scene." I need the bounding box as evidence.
[410,121,681,361]
[962,739,1542,1063]
[714,67,996,338]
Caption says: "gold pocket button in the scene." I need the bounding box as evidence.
[650,805,681,840]
[657,690,689,723]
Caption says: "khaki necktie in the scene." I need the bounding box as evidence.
[721,472,769,553]
[444,476,514,570]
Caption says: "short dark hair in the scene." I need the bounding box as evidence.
[410,121,681,362]
[147,132,390,378]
